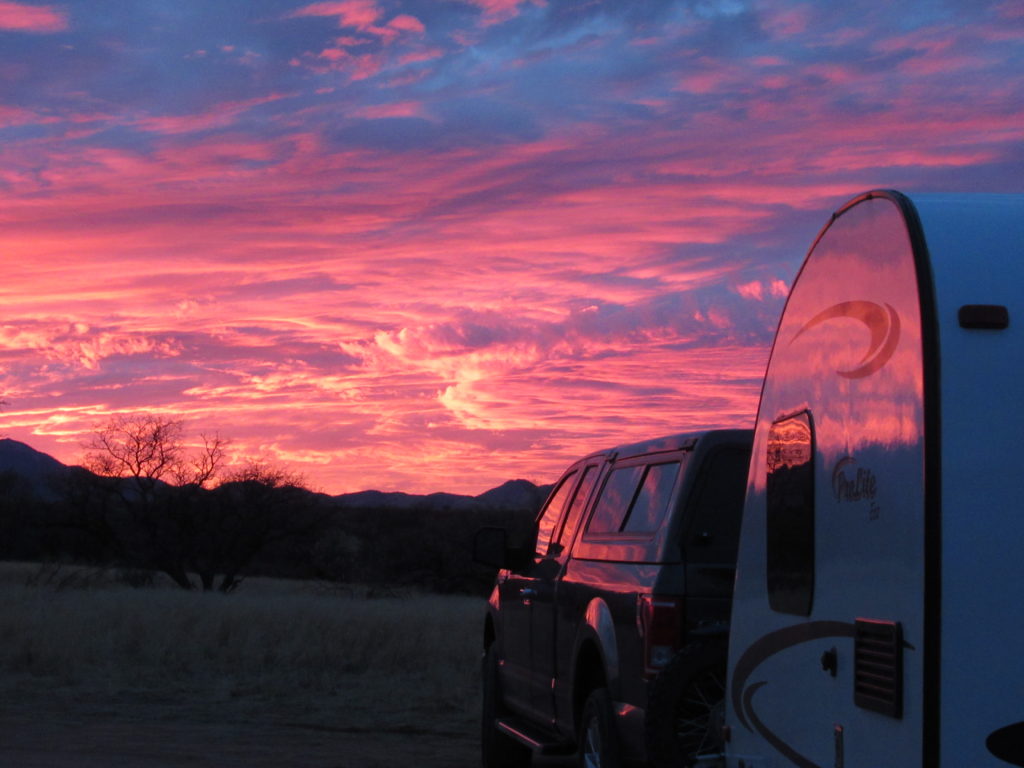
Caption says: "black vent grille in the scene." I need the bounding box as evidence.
[854,619,903,718]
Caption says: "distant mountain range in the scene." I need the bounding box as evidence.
[0,438,551,514]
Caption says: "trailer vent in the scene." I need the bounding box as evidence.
[854,618,903,719]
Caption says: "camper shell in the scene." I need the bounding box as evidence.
[717,190,1024,767]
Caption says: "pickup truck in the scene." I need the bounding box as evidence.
[473,428,753,767]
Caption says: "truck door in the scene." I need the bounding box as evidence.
[500,466,580,717]
[530,461,603,722]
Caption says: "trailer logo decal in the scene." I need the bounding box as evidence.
[832,457,881,519]
[832,457,877,502]
[792,301,901,379]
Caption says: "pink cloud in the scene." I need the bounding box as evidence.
[304,47,388,79]
[388,14,425,34]
[318,47,347,61]
[758,4,812,38]
[736,281,765,301]
[676,58,739,94]
[290,0,381,29]
[996,1,1024,19]
[805,62,859,85]
[0,104,54,128]
[49,332,183,372]
[131,94,289,135]
[870,25,991,77]
[723,278,789,304]
[353,101,427,119]
[398,47,444,66]
[289,1,423,45]
[292,7,428,79]
[463,0,546,27]
[0,1,67,32]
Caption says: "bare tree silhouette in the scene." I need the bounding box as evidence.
[71,414,325,592]
[84,414,226,491]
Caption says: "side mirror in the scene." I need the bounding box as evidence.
[473,526,511,569]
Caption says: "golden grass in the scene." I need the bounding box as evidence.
[0,562,485,732]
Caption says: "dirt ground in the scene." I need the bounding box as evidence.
[0,697,575,768]
[0,712,473,767]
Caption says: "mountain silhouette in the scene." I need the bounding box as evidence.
[0,438,551,513]
[0,439,77,500]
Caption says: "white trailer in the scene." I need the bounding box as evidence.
[719,190,1024,767]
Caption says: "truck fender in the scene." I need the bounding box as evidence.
[574,597,620,697]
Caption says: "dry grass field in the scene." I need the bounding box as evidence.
[0,563,490,767]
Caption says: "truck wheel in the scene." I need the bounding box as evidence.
[579,687,622,768]
[644,641,727,768]
[482,645,532,768]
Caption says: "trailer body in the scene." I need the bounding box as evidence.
[723,190,1024,767]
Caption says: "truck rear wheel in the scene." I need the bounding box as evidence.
[482,645,532,768]
[579,687,622,768]
[644,640,727,768]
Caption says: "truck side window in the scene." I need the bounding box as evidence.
[766,410,815,616]
[621,462,680,533]
[585,465,644,535]
[553,464,599,551]
[536,471,578,557]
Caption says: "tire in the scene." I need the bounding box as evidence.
[482,644,532,768]
[578,687,622,768]
[644,640,727,768]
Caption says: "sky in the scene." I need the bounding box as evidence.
[0,0,1021,495]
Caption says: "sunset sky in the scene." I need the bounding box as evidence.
[1,0,1021,495]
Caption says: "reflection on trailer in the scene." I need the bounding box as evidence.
[711,190,1024,768]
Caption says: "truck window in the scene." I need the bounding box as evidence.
[536,470,578,557]
[766,410,815,616]
[685,446,750,562]
[585,465,644,535]
[553,464,600,551]
[621,462,680,533]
